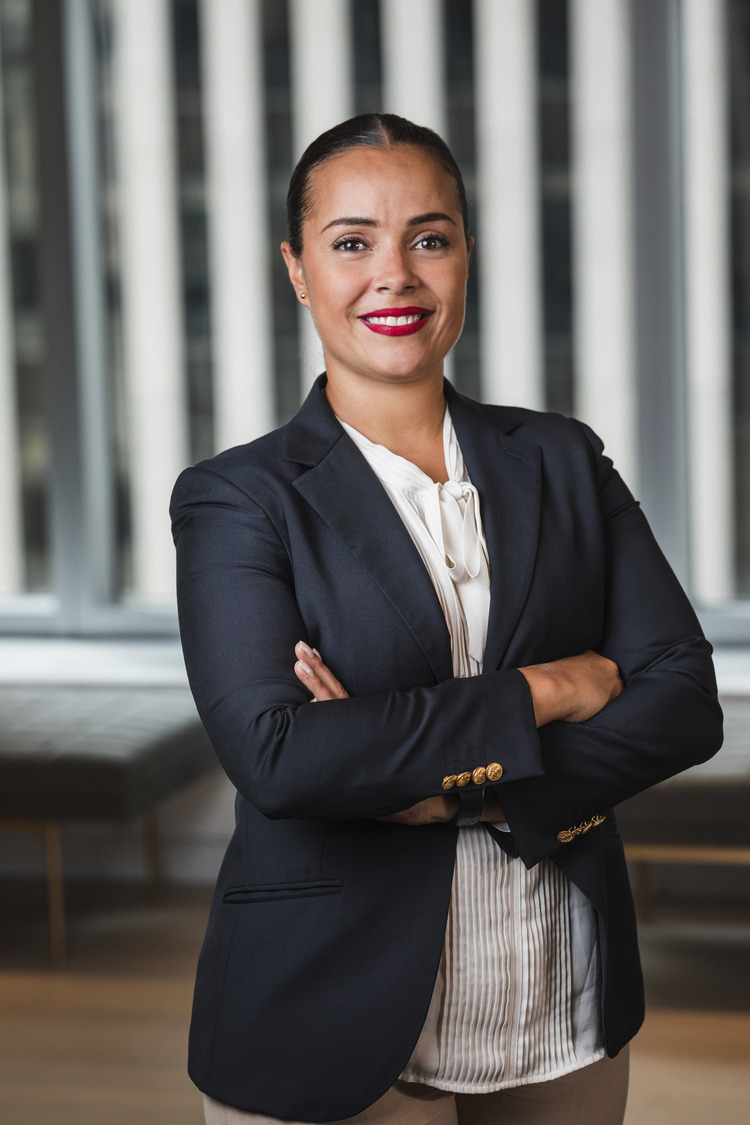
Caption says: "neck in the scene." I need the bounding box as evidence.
[325,373,445,445]
[324,371,448,482]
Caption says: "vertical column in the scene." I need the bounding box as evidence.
[475,0,543,408]
[682,0,733,603]
[65,0,114,606]
[381,0,446,135]
[33,0,85,626]
[631,0,688,582]
[200,0,274,451]
[0,18,22,596]
[381,0,454,380]
[570,0,637,486]
[112,0,187,601]
[289,0,353,388]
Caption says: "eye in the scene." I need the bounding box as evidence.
[414,234,450,251]
[332,236,368,252]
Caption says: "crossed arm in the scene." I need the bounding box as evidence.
[294,640,623,825]
[173,422,722,854]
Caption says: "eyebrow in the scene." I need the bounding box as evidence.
[321,211,457,233]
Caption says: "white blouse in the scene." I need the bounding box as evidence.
[340,407,605,1092]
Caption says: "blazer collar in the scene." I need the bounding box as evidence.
[285,376,542,676]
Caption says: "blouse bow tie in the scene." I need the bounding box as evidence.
[419,480,490,663]
[422,480,484,583]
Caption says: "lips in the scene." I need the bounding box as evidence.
[358,306,433,337]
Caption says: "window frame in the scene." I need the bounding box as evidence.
[0,0,747,645]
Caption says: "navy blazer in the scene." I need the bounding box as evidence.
[171,375,722,1121]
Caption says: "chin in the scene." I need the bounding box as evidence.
[373,368,442,386]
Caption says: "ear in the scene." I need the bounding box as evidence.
[281,241,308,304]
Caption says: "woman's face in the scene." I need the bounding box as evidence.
[282,145,473,393]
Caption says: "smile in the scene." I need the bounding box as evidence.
[358,306,433,337]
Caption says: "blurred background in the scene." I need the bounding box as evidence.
[0,0,748,1122]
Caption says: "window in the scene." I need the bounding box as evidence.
[0,0,746,642]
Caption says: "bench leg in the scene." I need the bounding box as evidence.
[43,821,66,968]
[143,808,163,902]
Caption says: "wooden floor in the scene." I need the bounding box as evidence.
[0,881,749,1124]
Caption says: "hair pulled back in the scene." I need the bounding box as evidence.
[286,113,470,256]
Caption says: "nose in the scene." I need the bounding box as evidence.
[374,242,418,293]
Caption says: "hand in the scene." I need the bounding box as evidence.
[293,642,458,825]
[519,650,623,726]
[294,641,349,700]
[378,795,459,825]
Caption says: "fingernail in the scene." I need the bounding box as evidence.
[297,660,313,676]
[298,641,314,659]
[312,648,321,658]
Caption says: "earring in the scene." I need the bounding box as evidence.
[299,291,307,300]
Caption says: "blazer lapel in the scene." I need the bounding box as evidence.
[286,379,453,683]
[447,387,542,672]
[285,376,543,680]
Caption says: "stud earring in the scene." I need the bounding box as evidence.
[299,291,307,300]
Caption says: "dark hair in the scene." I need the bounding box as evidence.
[286,113,470,256]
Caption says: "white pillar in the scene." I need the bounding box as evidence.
[683,0,733,603]
[289,0,353,390]
[0,16,22,596]
[381,0,446,136]
[475,0,543,408]
[381,0,454,380]
[571,0,637,487]
[112,0,187,602]
[200,0,274,451]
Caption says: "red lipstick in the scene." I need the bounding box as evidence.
[358,306,433,337]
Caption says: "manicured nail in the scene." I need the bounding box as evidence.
[312,648,321,658]
[297,641,314,659]
[297,660,313,676]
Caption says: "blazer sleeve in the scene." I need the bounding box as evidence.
[171,463,543,821]
[498,420,723,868]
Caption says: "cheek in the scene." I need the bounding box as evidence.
[440,277,469,322]
[314,278,364,326]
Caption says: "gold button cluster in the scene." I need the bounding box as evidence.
[556,813,605,844]
[442,762,503,791]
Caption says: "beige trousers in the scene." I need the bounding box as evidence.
[203,1046,629,1125]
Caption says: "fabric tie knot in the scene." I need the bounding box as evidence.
[420,480,490,663]
[422,480,484,585]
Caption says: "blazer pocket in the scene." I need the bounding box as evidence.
[222,879,343,905]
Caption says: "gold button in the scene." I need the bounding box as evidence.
[442,775,457,790]
[486,762,503,782]
[472,766,487,785]
[456,771,472,787]
[556,829,575,844]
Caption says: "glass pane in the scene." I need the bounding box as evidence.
[730,0,750,595]
[95,0,207,605]
[538,0,573,416]
[0,0,49,596]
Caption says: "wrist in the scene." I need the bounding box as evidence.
[518,662,575,726]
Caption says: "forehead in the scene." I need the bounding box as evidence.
[304,145,460,227]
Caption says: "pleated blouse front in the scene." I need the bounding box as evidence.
[340,407,605,1092]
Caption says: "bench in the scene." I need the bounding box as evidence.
[2,682,745,959]
[617,696,750,913]
[0,684,218,965]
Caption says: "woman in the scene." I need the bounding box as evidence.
[171,114,722,1125]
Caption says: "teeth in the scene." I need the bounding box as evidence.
[365,314,423,326]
